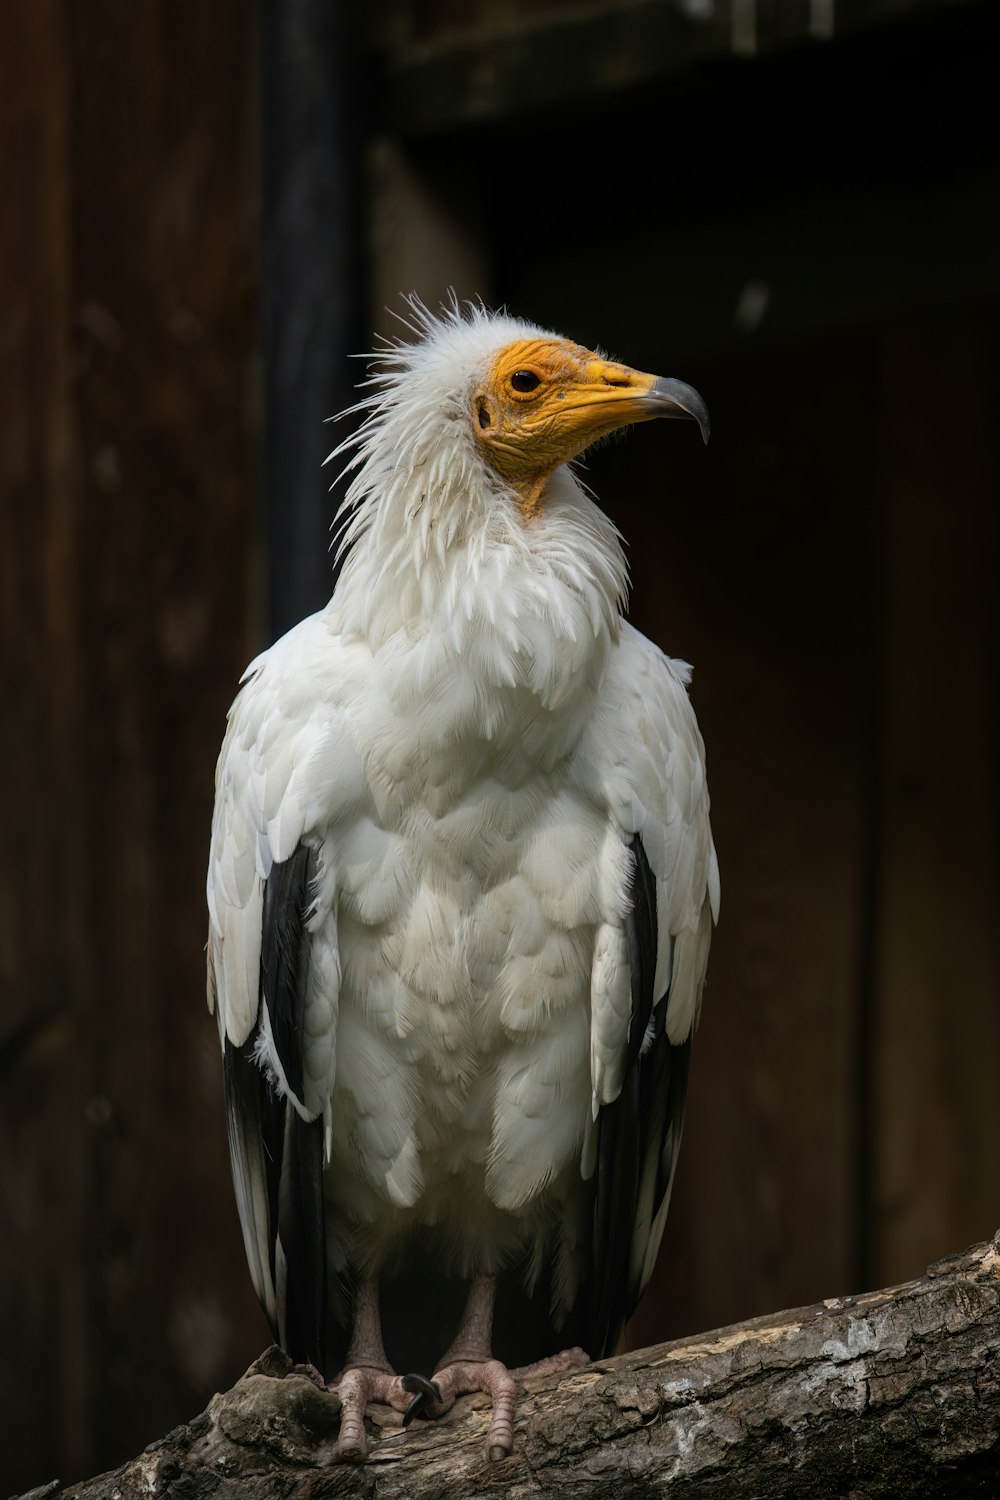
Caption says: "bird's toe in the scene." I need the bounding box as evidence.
[432,1357,518,1459]
[511,1345,590,1380]
[331,1365,415,1458]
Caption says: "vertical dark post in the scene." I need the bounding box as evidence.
[260,0,364,639]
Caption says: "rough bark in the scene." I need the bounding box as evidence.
[21,1233,1000,1500]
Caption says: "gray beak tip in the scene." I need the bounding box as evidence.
[651,376,711,447]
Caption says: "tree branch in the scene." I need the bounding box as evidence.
[24,1231,1000,1499]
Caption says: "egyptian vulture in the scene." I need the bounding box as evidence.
[207,302,718,1461]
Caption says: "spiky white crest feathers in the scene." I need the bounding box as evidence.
[324,301,630,682]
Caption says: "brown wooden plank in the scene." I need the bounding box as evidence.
[0,3,263,1492]
[871,313,1000,1288]
[0,0,94,1485]
[66,0,264,1477]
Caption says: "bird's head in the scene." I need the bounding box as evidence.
[333,301,709,570]
[470,335,709,516]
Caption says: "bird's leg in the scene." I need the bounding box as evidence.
[329,1273,425,1461]
[413,1272,589,1461]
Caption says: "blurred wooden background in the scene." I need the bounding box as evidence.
[2,1,998,1493]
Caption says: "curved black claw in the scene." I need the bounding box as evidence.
[401,1372,443,1425]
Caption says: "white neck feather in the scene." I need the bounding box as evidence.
[324,308,631,715]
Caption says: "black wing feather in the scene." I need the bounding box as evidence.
[223,842,327,1373]
[261,847,314,1100]
[583,834,692,1357]
[277,1093,327,1370]
[223,1029,285,1320]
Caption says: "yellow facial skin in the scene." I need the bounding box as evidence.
[472,337,709,517]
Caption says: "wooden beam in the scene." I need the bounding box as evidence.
[368,0,984,136]
[29,1231,1000,1498]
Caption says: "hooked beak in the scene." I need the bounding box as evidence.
[474,337,710,516]
[645,376,711,445]
[565,356,710,447]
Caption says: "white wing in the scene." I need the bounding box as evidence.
[580,621,718,1352]
[206,612,366,1369]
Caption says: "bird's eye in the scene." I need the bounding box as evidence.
[510,370,541,393]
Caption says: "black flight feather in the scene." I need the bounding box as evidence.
[223,842,327,1374]
[581,833,692,1358]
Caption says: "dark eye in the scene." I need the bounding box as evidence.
[510,369,541,393]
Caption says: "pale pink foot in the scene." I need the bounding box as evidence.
[425,1346,589,1460]
[330,1273,427,1461]
[405,1272,589,1459]
[329,1362,412,1460]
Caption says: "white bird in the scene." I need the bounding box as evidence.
[207,302,719,1461]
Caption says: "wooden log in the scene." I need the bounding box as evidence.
[23,1230,1000,1499]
